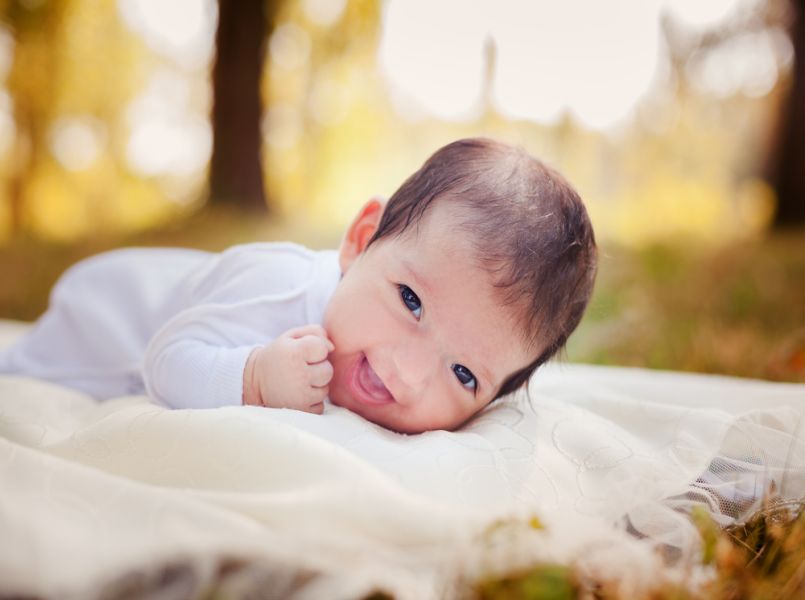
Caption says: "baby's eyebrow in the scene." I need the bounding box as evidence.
[399,259,433,297]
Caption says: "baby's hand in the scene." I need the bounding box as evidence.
[243,325,334,414]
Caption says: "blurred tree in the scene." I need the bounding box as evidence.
[1,0,70,234]
[210,0,280,212]
[1,0,152,241]
[771,0,805,227]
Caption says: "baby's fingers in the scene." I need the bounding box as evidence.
[286,324,331,343]
[297,334,334,363]
[308,360,333,388]
[302,385,327,414]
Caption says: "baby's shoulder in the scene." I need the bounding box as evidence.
[222,241,315,262]
[191,242,327,302]
[219,241,317,278]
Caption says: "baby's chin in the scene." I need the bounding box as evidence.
[328,389,446,435]
[327,389,401,432]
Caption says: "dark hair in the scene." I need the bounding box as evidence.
[368,137,597,399]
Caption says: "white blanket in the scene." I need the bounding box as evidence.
[1,321,804,599]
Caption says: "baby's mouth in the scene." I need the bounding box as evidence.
[352,355,395,405]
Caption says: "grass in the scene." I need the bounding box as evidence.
[475,565,577,600]
[705,499,805,600]
[566,231,805,383]
[465,498,805,600]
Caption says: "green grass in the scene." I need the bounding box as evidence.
[567,232,805,383]
[465,500,805,600]
[475,565,577,600]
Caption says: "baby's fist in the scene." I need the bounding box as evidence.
[243,325,334,414]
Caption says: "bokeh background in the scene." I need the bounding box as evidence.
[0,0,803,382]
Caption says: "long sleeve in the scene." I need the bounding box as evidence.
[143,305,260,409]
[142,244,339,410]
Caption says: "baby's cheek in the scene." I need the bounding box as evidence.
[327,351,361,408]
[407,395,463,433]
[326,351,346,380]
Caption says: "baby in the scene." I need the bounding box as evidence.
[0,138,597,434]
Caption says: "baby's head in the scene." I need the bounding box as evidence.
[323,138,597,434]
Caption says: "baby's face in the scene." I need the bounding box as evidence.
[323,201,532,434]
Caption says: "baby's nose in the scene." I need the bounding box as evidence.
[392,338,435,391]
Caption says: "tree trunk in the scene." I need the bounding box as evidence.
[771,0,805,227]
[209,0,273,210]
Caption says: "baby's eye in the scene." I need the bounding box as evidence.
[398,284,422,319]
[452,364,477,392]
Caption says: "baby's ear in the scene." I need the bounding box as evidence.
[339,197,385,272]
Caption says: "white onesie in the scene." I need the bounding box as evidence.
[0,243,341,408]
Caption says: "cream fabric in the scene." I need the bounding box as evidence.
[1,321,803,599]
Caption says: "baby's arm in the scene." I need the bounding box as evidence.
[242,325,334,414]
[143,306,333,412]
[143,243,333,410]
[143,308,259,410]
